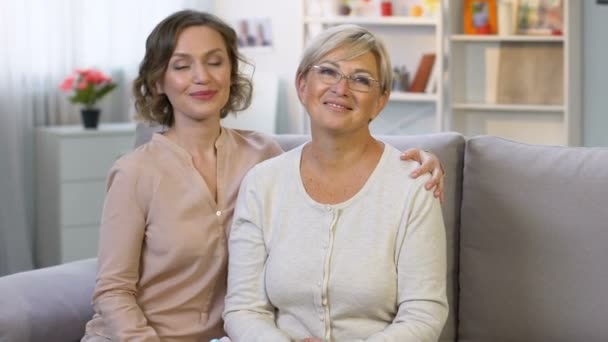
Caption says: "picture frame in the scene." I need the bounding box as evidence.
[235,17,273,49]
[463,0,498,35]
[514,0,563,35]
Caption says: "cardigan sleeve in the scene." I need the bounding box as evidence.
[92,160,160,341]
[223,168,292,342]
[363,179,449,342]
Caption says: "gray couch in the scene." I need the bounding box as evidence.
[1,126,607,342]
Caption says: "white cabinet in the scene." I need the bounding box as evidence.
[302,0,445,135]
[447,0,582,146]
[35,123,135,267]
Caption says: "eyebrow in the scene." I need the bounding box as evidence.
[171,48,225,59]
[318,60,374,76]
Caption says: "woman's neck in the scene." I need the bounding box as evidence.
[301,129,384,204]
[305,129,381,171]
[165,118,221,158]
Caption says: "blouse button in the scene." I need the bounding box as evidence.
[216,211,222,216]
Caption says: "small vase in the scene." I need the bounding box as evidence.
[80,108,100,129]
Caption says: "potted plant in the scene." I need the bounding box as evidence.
[59,68,116,129]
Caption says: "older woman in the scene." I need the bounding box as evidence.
[224,24,448,341]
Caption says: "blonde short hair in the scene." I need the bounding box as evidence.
[295,24,392,94]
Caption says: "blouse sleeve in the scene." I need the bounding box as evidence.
[364,179,449,342]
[223,168,292,342]
[92,160,160,341]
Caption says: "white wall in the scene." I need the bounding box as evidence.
[583,2,608,147]
[214,1,306,133]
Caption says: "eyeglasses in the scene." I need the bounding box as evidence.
[309,65,380,93]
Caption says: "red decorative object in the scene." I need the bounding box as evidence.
[381,1,393,16]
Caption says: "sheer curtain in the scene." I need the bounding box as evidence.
[0,0,213,275]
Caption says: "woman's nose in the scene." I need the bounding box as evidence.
[330,77,349,95]
[192,63,209,84]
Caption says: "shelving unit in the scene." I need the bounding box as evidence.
[300,1,582,145]
[302,1,445,135]
[391,92,438,102]
[451,34,564,42]
[447,0,582,146]
[303,15,437,26]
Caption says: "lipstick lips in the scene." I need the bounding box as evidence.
[190,90,217,100]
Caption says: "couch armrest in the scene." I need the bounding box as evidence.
[0,258,96,342]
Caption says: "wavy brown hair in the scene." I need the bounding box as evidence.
[133,10,253,126]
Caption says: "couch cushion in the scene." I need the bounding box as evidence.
[134,122,164,148]
[0,258,96,342]
[459,136,608,341]
[272,133,465,342]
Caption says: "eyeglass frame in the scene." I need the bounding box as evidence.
[307,65,381,93]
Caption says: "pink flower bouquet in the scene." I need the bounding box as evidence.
[59,68,117,109]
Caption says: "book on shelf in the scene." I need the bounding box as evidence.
[408,53,436,93]
[515,0,563,35]
[424,58,439,94]
[495,42,563,105]
[484,46,500,103]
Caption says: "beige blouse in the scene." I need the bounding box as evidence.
[82,128,282,342]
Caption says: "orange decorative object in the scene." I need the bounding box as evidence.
[463,0,497,34]
[410,4,424,17]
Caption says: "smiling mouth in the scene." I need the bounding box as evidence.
[324,101,352,111]
[190,91,217,100]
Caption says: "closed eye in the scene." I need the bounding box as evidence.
[207,57,224,67]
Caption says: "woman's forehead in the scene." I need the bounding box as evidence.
[318,49,378,69]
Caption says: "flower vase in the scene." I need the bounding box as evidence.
[80,108,100,129]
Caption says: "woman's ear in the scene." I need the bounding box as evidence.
[370,90,390,121]
[295,73,307,104]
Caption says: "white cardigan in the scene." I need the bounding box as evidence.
[223,143,448,342]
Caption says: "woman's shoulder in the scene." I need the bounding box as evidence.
[243,146,301,190]
[223,127,283,159]
[110,137,164,176]
[381,144,432,189]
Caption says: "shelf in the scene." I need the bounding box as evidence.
[451,34,564,43]
[390,92,437,102]
[304,16,437,26]
[452,103,564,112]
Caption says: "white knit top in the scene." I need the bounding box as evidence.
[224,143,448,342]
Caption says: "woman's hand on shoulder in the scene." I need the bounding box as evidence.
[401,148,445,202]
